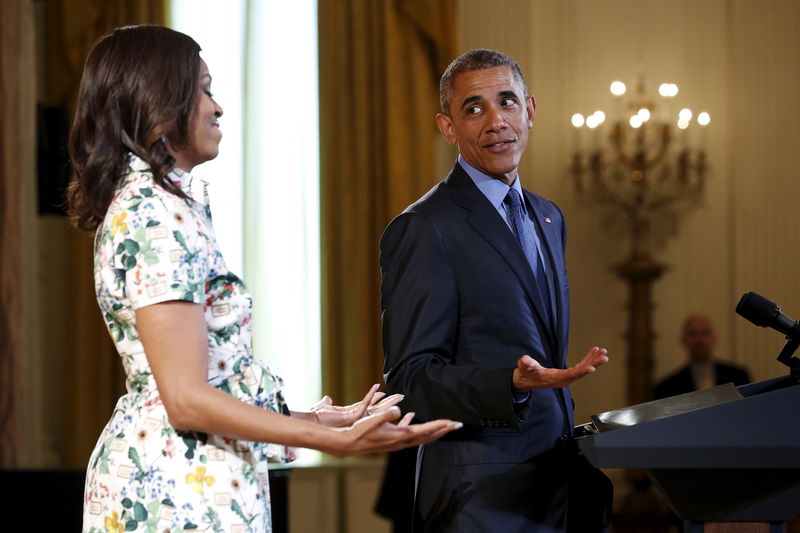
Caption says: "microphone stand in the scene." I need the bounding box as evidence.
[776,323,800,383]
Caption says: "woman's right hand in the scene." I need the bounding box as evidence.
[325,407,461,457]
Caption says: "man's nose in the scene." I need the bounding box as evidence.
[485,106,507,131]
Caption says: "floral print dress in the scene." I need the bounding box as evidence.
[83,154,288,533]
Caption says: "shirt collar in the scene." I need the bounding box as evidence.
[458,154,525,212]
[125,152,208,205]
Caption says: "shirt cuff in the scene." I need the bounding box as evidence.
[512,391,530,403]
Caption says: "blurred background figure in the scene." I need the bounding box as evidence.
[655,314,751,400]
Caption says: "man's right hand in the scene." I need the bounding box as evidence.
[512,346,609,392]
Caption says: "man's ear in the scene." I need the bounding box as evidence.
[436,113,457,145]
[526,95,537,128]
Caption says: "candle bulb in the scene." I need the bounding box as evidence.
[571,113,585,152]
[610,80,626,121]
[697,111,710,149]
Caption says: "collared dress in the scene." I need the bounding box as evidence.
[82,154,288,533]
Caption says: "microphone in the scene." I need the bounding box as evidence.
[736,291,798,336]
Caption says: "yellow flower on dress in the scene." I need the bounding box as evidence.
[111,212,128,237]
[104,511,124,533]
[186,465,215,494]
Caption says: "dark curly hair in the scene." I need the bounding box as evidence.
[67,25,201,231]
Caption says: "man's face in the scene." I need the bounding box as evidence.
[436,65,535,185]
[681,316,716,363]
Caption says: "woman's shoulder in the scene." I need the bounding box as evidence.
[107,156,192,220]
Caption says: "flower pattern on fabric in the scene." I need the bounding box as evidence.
[83,154,289,533]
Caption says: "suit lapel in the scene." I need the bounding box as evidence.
[445,164,557,358]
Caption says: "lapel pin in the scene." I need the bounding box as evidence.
[544,217,552,223]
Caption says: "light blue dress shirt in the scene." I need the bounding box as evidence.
[458,155,548,273]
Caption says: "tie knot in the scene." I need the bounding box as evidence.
[504,188,523,209]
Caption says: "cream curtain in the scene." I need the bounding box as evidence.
[319,0,458,403]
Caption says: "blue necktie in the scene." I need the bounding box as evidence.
[504,188,551,313]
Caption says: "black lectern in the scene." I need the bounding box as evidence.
[576,375,800,532]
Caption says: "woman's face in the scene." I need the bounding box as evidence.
[169,59,223,172]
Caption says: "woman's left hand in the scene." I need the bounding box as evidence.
[309,384,404,427]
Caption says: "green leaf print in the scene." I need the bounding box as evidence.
[124,239,140,255]
[241,462,256,484]
[140,187,154,198]
[130,372,151,392]
[145,500,162,532]
[122,254,137,270]
[173,230,189,252]
[125,519,138,531]
[146,219,160,227]
[128,446,143,472]
[171,281,203,302]
[133,501,148,521]
[122,497,133,509]
[132,227,159,264]
[184,522,198,530]
[182,433,198,459]
[97,435,117,474]
[231,500,252,524]
[142,250,159,265]
[202,507,223,533]
[105,312,126,342]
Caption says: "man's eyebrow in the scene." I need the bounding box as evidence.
[459,94,482,110]
[499,90,520,100]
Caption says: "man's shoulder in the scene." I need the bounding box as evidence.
[522,187,563,219]
[714,360,751,381]
[399,168,465,218]
[654,365,693,398]
[657,364,692,384]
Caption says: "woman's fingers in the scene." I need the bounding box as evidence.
[367,393,404,415]
[389,419,462,450]
[397,411,415,427]
[369,391,386,405]
[358,383,381,414]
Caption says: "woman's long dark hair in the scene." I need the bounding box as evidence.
[67,25,201,231]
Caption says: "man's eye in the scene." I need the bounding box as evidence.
[466,106,481,115]
[501,98,516,107]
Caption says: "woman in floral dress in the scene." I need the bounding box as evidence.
[67,25,461,533]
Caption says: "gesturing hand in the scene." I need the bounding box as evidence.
[512,346,609,393]
[326,406,462,457]
[310,383,404,427]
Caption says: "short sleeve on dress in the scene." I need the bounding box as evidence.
[109,188,209,310]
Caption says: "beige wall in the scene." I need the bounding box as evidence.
[455,0,800,424]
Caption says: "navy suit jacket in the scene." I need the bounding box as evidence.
[380,162,607,532]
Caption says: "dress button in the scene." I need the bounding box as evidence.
[559,434,569,442]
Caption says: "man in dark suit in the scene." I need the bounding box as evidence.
[380,49,612,533]
[655,314,751,400]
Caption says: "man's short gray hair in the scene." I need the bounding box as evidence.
[439,49,528,114]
